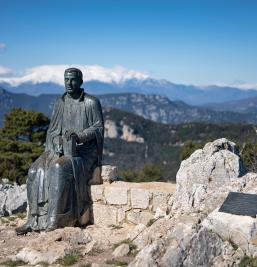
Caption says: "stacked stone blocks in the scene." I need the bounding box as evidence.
[90,181,175,226]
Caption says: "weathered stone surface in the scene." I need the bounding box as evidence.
[15,227,92,265]
[152,191,169,212]
[172,138,246,213]
[182,228,226,267]
[112,243,130,258]
[90,184,104,202]
[154,204,168,219]
[127,210,153,225]
[131,188,151,209]
[0,181,27,217]
[127,224,147,241]
[104,186,128,205]
[128,239,166,267]
[89,165,118,185]
[92,203,117,225]
[117,207,127,223]
[101,165,118,183]
[202,208,257,253]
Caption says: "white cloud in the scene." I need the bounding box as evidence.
[0,43,6,51]
[0,64,149,86]
[0,66,12,76]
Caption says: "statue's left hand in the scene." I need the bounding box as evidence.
[64,129,80,143]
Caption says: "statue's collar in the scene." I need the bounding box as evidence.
[61,88,85,102]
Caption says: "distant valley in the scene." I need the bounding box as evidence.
[1,87,257,181]
[1,88,257,127]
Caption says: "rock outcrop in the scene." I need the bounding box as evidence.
[130,138,257,267]
[0,180,27,217]
[172,138,246,213]
[2,138,257,267]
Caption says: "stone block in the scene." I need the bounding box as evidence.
[90,185,104,202]
[127,210,154,225]
[101,165,118,183]
[152,191,169,212]
[104,186,128,205]
[92,203,117,225]
[131,188,151,209]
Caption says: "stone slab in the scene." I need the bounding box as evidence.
[104,186,128,205]
[131,189,151,209]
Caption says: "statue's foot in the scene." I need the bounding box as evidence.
[15,222,32,235]
[45,223,58,232]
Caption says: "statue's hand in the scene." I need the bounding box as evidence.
[55,136,63,156]
[64,129,80,143]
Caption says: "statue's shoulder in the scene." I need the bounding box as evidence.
[83,93,101,106]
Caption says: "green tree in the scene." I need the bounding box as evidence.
[2,108,49,144]
[121,164,165,183]
[0,109,49,184]
[240,142,257,173]
[181,140,203,161]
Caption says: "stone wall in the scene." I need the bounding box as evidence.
[90,181,175,226]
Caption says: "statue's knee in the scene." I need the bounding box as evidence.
[54,156,72,174]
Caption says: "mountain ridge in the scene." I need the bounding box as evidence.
[1,88,257,127]
[2,77,257,106]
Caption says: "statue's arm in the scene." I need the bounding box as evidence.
[77,98,104,143]
[45,98,63,155]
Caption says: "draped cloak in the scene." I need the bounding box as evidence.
[27,90,104,230]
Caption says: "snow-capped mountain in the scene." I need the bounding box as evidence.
[1,64,257,106]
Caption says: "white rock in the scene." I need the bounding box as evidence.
[172,138,246,212]
[16,247,63,265]
[0,182,27,216]
[101,165,118,183]
[202,208,257,253]
[93,203,117,225]
[112,243,130,258]
[90,185,104,202]
[90,165,119,185]
[127,224,147,241]
[128,239,165,267]
[131,189,151,209]
[152,191,169,212]
[127,210,153,225]
[104,186,128,205]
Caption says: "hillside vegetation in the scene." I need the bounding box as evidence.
[1,107,257,184]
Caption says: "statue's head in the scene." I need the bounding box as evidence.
[64,68,83,95]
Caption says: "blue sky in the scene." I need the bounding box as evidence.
[1,0,257,85]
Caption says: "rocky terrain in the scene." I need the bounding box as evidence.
[1,138,257,266]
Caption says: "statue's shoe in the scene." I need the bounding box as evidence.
[15,222,32,235]
[45,223,58,232]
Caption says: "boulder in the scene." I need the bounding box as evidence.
[202,208,257,255]
[112,243,130,258]
[0,180,27,216]
[89,165,118,185]
[172,138,246,213]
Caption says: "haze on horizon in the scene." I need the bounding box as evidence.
[1,0,257,87]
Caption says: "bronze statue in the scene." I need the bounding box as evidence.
[16,68,104,234]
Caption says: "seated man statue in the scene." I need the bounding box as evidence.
[16,68,104,234]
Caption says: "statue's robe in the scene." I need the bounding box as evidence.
[27,90,104,230]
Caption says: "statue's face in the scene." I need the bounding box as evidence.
[64,72,82,95]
